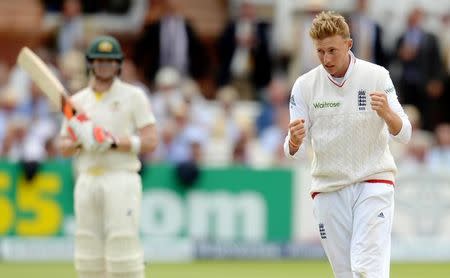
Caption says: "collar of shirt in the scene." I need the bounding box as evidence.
[89,77,120,101]
[326,51,356,87]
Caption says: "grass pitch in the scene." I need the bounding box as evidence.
[1,260,450,277]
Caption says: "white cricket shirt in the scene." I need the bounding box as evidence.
[284,52,411,193]
[61,78,156,172]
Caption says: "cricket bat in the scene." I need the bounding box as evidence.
[16,47,115,146]
[16,47,77,119]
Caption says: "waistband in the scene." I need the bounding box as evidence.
[311,179,394,199]
[81,167,137,176]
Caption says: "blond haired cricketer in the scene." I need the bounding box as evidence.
[285,11,411,278]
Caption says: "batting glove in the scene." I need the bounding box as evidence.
[67,114,116,152]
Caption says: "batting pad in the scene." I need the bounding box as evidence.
[75,231,105,272]
[75,231,105,278]
[105,234,144,274]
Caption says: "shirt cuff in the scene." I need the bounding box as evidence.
[391,117,412,144]
[284,134,306,159]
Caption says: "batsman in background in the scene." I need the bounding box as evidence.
[57,35,158,278]
[285,12,411,278]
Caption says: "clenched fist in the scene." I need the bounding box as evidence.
[289,118,306,148]
[370,91,403,136]
[370,91,391,119]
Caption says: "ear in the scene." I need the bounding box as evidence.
[347,38,353,50]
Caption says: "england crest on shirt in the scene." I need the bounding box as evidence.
[357,89,367,111]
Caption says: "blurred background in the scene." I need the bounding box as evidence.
[0,0,449,277]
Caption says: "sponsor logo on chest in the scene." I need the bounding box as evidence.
[313,101,341,109]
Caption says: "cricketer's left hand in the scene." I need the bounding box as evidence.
[370,91,391,119]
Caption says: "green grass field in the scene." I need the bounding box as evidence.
[1,260,450,278]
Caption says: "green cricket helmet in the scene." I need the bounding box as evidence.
[86,35,124,61]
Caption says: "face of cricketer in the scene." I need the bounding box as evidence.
[92,59,120,81]
[314,35,352,77]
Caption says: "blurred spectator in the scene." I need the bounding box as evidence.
[426,123,450,170]
[0,48,60,163]
[121,58,151,96]
[259,106,289,166]
[0,62,11,142]
[216,0,272,100]
[401,132,433,167]
[255,77,289,135]
[58,50,88,93]
[16,82,53,120]
[1,116,30,160]
[349,0,386,66]
[440,13,450,123]
[395,7,446,130]
[44,0,131,14]
[150,94,210,165]
[272,0,295,73]
[179,78,211,128]
[0,62,9,90]
[231,117,271,167]
[163,102,208,164]
[57,0,84,55]
[151,67,184,126]
[134,0,209,85]
[8,48,59,108]
[232,126,252,166]
[0,86,20,153]
[391,105,434,167]
[212,86,241,145]
[2,113,55,167]
[439,14,450,75]
[148,118,175,162]
[7,66,32,107]
[14,82,59,163]
[288,0,325,84]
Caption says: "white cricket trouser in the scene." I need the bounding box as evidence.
[313,181,394,278]
[74,170,145,278]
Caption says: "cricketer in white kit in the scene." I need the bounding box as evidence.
[58,35,158,278]
[284,12,412,278]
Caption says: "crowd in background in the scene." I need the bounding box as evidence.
[0,0,449,173]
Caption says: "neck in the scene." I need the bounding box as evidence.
[93,78,114,93]
[333,53,351,78]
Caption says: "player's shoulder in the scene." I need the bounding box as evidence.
[70,87,90,102]
[116,79,148,98]
[298,65,323,83]
[292,66,321,93]
[356,58,389,75]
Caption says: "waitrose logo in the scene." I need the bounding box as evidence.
[313,101,341,109]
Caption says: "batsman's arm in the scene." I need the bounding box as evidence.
[115,124,158,154]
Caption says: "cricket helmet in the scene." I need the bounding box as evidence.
[86,35,124,61]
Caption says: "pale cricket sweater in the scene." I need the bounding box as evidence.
[284,53,411,194]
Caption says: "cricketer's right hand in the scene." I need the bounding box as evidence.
[289,118,306,146]
[68,114,115,152]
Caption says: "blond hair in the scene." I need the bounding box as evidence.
[309,11,350,40]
